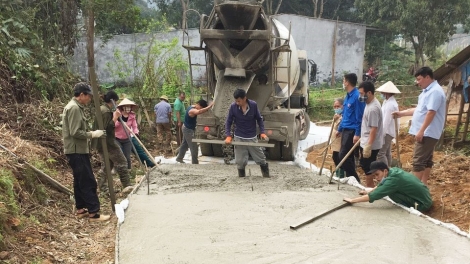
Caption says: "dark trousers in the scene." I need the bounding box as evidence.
[332,151,340,166]
[173,120,183,146]
[66,154,100,213]
[339,129,360,182]
[116,138,132,169]
[360,148,380,175]
[131,137,156,167]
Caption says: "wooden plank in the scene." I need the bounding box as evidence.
[192,139,274,148]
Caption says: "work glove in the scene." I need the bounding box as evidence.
[362,144,372,158]
[260,133,269,141]
[91,130,106,138]
[224,136,232,144]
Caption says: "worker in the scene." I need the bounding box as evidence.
[336,73,366,183]
[115,98,155,168]
[115,98,139,169]
[176,99,213,164]
[225,89,269,177]
[154,95,172,156]
[393,67,446,185]
[62,82,110,221]
[358,81,383,188]
[376,81,400,166]
[93,90,133,195]
[173,92,186,146]
[331,97,345,178]
[343,161,432,212]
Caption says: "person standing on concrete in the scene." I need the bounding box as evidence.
[343,161,432,212]
[358,81,383,188]
[154,95,172,156]
[93,91,133,195]
[331,98,345,178]
[62,82,110,221]
[173,92,186,146]
[336,73,366,183]
[376,81,401,167]
[393,67,446,185]
[176,99,213,164]
[225,89,269,177]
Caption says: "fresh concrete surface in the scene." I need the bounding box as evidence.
[118,164,470,264]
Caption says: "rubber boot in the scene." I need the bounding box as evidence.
[238,169,246,177]
[260,163,270,178]
[336,168,345,179]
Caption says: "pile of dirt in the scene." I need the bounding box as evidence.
[306,130,470,233]
[0,122,117,263]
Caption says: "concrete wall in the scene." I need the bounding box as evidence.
[274,14,366,84]
[70,14,366,85]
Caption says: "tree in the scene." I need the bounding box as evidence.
[264,0,284,16]
[355,0,470,70]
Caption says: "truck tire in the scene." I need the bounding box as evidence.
[282,120,300,161]
[212,144,225,157]
[200,143,214,156]
[267,140,282,160]
[299,114,310,140]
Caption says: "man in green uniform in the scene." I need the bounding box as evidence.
[173,92,186,146]
[343,161,432,212]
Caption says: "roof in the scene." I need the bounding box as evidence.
[434,45,470,84]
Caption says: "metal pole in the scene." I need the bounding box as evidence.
[290,203,351,230]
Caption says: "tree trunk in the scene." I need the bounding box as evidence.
[85,0,117,210]
[180,0,189,29]
[319,0,326,18]
[274,0,283,15]
[265,0,272,15]
[312,0,318,18]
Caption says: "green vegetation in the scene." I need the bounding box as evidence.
[0,169,19,245]
[308,87,344,121]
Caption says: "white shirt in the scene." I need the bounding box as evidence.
[382,96,399,138]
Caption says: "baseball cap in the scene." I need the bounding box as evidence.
[366,161,389,175]
[73,82,93,95]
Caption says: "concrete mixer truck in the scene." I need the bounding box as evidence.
[184,0,310,163]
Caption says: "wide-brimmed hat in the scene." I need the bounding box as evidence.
[376,81,401,94]
[118,98,138,110]
[160,95,169,101]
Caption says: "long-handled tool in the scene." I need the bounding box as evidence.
[119,121,156,164]
[319,118,336,175]
[290,202,351,230]
[328,140,361,184]
[0,144,73,195]
[394,117,401,168]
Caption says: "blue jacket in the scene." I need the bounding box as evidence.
[225,99,265,139]
[338,87,365,136]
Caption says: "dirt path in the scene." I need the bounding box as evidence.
[118,163,470,263]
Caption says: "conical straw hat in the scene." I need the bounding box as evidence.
[118,98,139,110]
[376,81,401,94]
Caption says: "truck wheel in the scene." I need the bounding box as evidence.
[212,144,225,157]
[267,140,282,160]
[299,114,310,140]
[200,143,214,156]
[282,120,300,161]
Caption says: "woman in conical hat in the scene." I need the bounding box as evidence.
[115,98,156,169]
[376,81,401,167]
